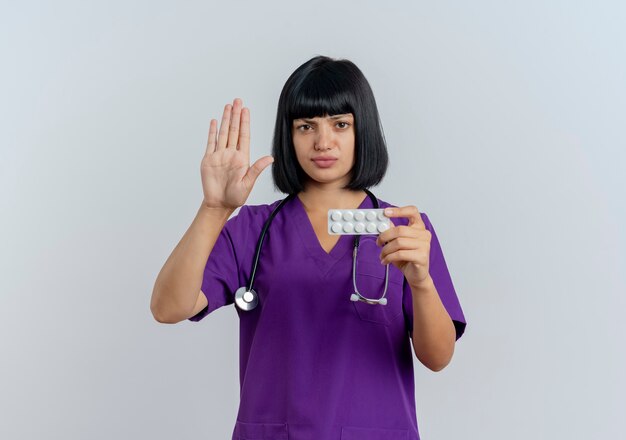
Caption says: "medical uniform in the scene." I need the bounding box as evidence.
[188,194,467,440]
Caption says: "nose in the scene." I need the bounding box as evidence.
[314,123,334,151]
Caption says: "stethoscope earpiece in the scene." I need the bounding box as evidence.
[351,292,388,305]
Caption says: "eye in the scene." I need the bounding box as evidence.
[297,124,311,131]
[337,122,350,129]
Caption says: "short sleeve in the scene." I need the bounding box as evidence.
[187,206,249,322]
[402,213,467,341]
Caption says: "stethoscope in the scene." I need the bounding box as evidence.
[234,189,390,311]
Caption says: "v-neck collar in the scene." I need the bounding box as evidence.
[291,192,373,277]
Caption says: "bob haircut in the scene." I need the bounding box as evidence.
[271,55,389,194]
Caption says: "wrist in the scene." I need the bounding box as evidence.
[409,275,435,294]
[198,203,235,221]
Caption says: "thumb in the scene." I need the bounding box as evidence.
[243,155,274,188]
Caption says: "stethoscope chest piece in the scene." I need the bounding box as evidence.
[235,286,258,311]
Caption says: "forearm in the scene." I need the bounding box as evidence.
[409,276,456,371]
[150,202,234,323]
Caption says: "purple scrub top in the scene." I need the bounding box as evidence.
[189,194,467,440]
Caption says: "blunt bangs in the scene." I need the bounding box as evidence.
[271,55,389,195]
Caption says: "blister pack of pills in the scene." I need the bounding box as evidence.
[327,209,391,235]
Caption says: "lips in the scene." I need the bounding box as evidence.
[312,157,337,168]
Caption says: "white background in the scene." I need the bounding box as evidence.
[1,1,624,439]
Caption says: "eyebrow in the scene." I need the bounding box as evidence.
[294,114,353,123]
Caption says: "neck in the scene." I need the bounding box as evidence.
[297,186,368,214]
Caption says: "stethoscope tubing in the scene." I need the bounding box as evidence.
[247,193,297,291]
[234,189,389,310]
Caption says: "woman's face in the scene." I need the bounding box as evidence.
[291,112,356,189]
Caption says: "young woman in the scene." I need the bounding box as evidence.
[151,55,467,440]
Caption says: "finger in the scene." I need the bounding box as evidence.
[239,106,250,155]
[216,103,232,151]
[227,98,242,149]
[205,119,217,155]
[379,236,421,260]
[384,205,425,229]
[243,156,274,189]
[381,249,423,266]
[376,225,420,247]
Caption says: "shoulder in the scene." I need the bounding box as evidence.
[220,198,285,244]
[375,196,430,229]
[230,197,285,224]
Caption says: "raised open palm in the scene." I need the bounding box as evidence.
[201,98,274,209]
